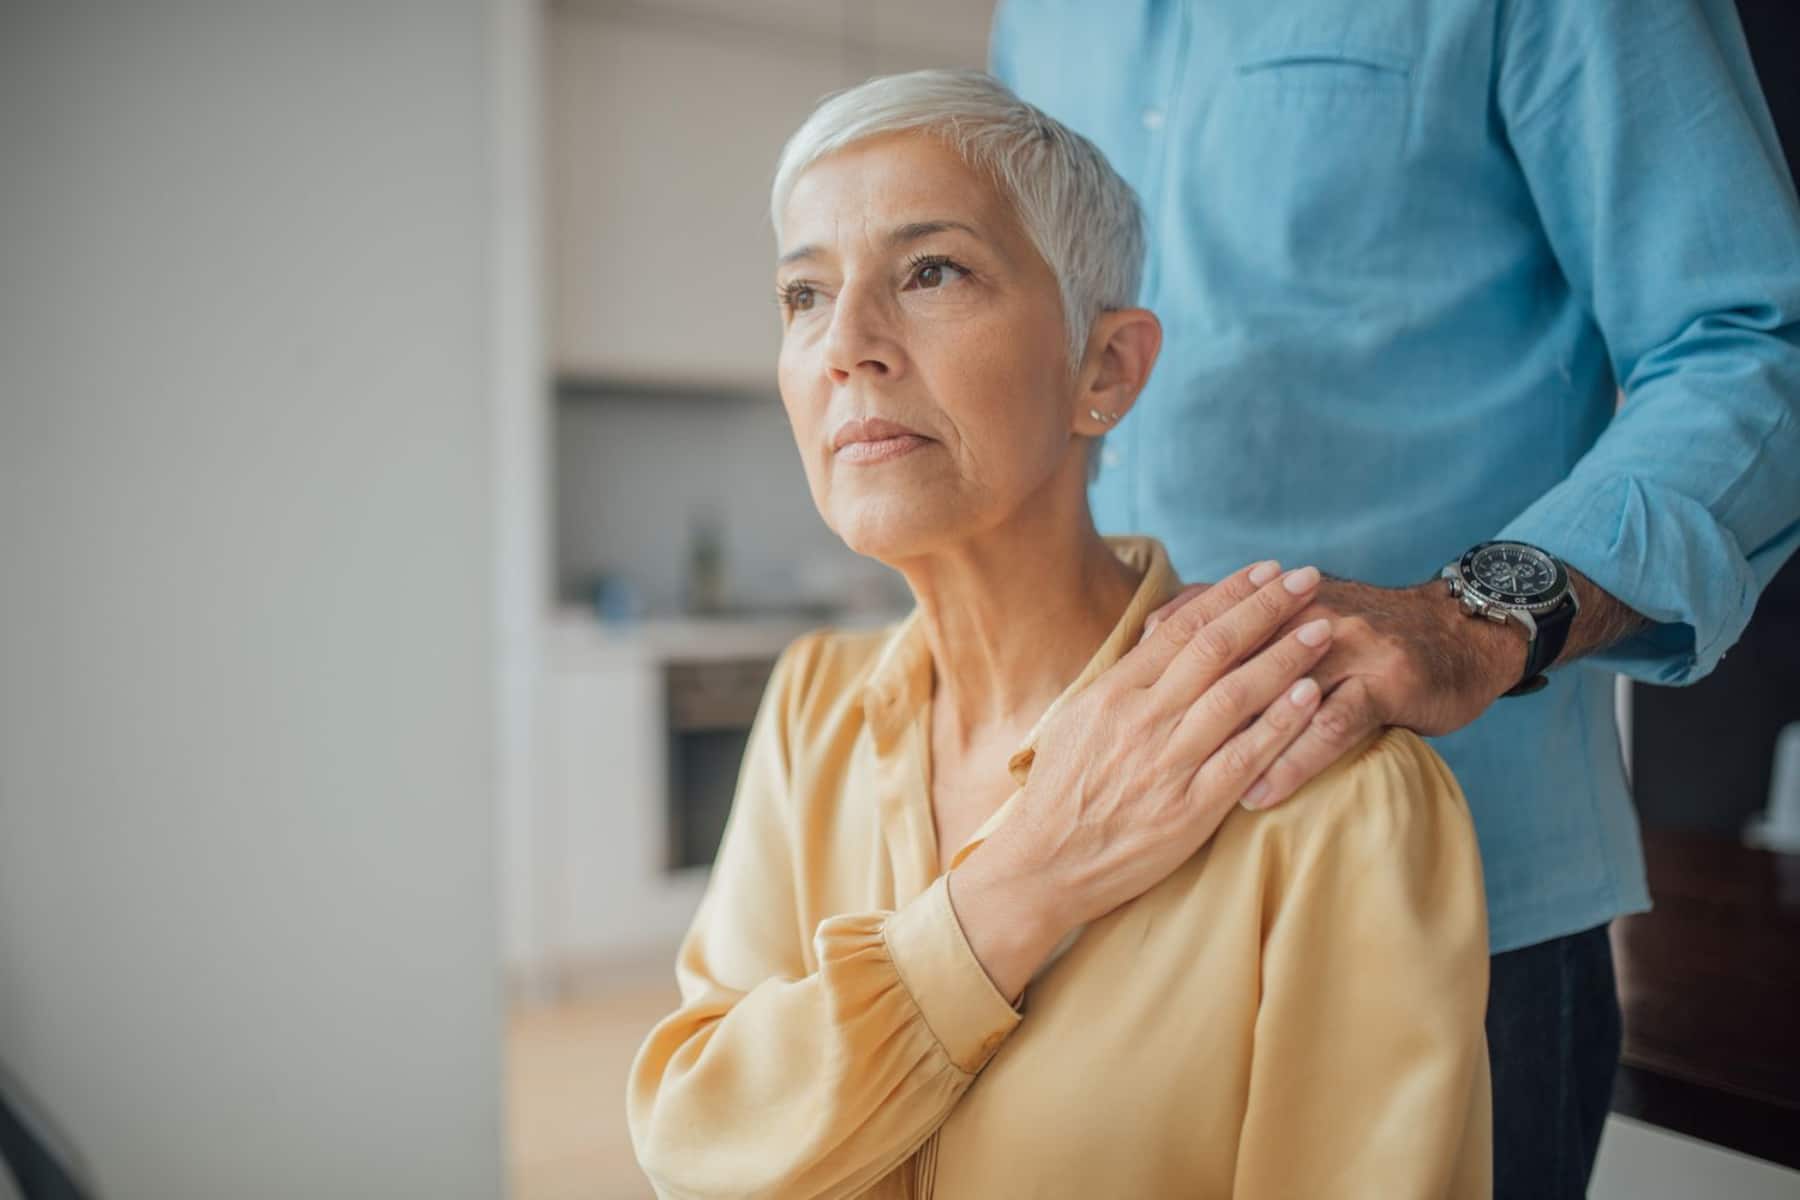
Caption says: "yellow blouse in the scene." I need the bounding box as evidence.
[628,535,1492,1199]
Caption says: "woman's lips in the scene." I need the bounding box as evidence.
[834,433,932,464]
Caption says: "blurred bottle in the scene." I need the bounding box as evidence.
[685,507,727,616]
[1746,721,1800,852]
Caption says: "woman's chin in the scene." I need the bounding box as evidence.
[827,498,961,565]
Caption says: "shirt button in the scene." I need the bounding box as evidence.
[1101,447,1122,469]
[1141,107,1165,131]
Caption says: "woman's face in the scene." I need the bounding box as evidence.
[774,130,1088,564]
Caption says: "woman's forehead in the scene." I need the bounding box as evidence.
[777,215,998,274]
[778,134,1015,257]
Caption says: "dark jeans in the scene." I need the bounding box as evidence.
[1486,922,1623,1200]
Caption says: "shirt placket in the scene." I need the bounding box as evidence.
[864,657,941,903]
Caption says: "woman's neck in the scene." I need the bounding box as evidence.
[897,501,1144,755]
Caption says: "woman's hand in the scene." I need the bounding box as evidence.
[949,561,1331,1001]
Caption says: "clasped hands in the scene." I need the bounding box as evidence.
[1140,561,1530,812]
[948,557,1528,996]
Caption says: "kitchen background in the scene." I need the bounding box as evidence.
[517,0,993,991]
[1,3,1795,1199]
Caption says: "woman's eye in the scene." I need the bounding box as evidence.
[907,257,967,291]
[777,284,817,314]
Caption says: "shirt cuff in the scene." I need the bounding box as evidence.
[1495,472,1755,684]
[881,873,1023,1074]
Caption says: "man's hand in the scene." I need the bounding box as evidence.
[1142,565,1647,811]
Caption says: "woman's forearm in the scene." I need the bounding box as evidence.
[946,842,1076,1004]
[631,877,1024,1198]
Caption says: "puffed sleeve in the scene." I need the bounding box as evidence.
[1232,729,1493,1199]
[626,633,1023,1200]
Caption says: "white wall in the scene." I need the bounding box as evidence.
[0,3,516,1196]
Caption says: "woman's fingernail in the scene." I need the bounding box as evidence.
[1283,565,1320,594]
[1288,677,1320,706]
[1296,618,1332,647]
[1241,781,1272,810]
[1249,560,1281,586]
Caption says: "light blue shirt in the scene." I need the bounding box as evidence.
[991,0,1800,953]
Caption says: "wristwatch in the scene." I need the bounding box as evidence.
[1439,540,1580,698]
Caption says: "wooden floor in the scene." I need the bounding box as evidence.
[505,980,679,1200]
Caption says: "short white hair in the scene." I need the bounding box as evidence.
[769,67,1147,380]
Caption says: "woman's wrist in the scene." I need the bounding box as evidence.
[945,845,1073,1004]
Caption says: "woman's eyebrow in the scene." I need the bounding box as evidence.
[777,218,984,268]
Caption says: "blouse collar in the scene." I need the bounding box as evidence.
[858,534,1186,871]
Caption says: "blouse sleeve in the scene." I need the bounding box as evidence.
[626,633,1024,1200]
[1232,729,1494,1199]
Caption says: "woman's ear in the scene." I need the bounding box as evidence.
[1077,308,1162,434]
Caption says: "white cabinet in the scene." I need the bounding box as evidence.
[546,0,996,387]
[540,649,702,967]
[527,610,819,987]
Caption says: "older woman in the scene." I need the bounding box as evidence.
[628,69,1491,1198]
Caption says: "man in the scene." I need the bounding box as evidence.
[989,1,1800,1195]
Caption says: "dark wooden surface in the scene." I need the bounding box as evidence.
[1609,827,1800,1169]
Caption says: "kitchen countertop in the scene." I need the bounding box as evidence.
[545,605,909,668]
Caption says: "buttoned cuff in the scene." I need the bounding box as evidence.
[881,873,1023,1074]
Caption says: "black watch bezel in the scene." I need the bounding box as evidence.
[1452,540,1571,614]
[1446,541,1579,697]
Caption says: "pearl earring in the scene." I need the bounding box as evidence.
[1089,408,1118,423]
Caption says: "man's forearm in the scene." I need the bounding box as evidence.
[1561,567,1653,665]
[1453,566,1653,697]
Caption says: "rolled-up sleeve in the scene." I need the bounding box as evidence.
[1492,0,1800,684]
[1233,731,1493,1198]
[626,635,1022,1200]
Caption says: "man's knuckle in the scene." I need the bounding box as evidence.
[1312,702,1360,742]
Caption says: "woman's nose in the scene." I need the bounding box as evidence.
[822,287,897,382]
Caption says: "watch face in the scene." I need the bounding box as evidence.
[1462,541,1565,607]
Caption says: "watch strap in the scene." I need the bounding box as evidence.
[1503,593,1576,697]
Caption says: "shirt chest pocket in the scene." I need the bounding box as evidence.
[1195,47,1414,288]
